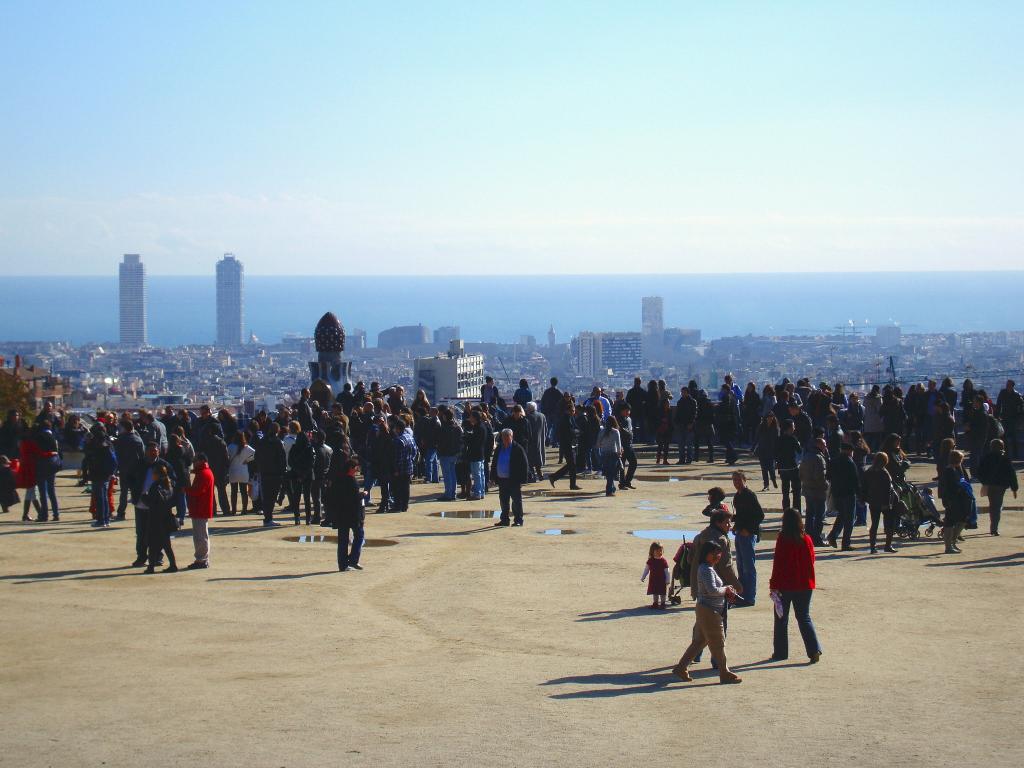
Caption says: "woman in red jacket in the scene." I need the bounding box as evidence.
[769,508,822,663]
[15,428,41,521]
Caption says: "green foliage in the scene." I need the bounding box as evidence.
[0,372,33,419]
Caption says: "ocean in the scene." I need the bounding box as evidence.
[2,272,1022,347]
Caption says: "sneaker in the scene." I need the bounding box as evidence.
[494,520,510,527]
[144,566,156,574]
[91,521,104,528]
[512,520,523,526]
[163,565,179,573]
[263,521,281,528]
[349,564,363,570]
[883,545,897,553]
[809,651,822,664]
[185,561,209,570]
[131,559,147,568]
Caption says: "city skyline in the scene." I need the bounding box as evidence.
[2,4,1021,276]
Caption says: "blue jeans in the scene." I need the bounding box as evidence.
[36,467,59,518]
[601,454,620,494]
[361,462,376,494]
[734,532,756,604]
[469,460,485,498]
[854,497,867,526]
[92,477,111,525]
[677,429,692,463]
[439,455,458,499]
[337,523,364,569]
[423,448,439,483]
[828,494,856,547]
[804,497,826,543]
[773,589,821,660]
[174,490,188,525]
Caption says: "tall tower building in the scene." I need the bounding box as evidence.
[119,254,147,346]
[548,325,556,348]
[641,295,664,359]
[216,253,244,347]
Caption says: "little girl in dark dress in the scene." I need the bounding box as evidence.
[641,541,671,609]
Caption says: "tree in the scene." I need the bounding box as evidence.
[0,370,33,419]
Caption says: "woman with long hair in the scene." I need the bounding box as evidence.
[595,416,623,496]
[769,508,822,663]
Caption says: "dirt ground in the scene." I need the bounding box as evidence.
[2,450,1021,768]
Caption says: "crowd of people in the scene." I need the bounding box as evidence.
[0,374,1019,586]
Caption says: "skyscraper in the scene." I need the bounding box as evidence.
[641,295,664,359]
[119,254,146,346]
[216,253,244,347]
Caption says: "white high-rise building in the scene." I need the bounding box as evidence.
[119,254,146,346]
[216,254,244,347]
[642,296,663,359]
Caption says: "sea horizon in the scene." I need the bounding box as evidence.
[3,271,1022,347]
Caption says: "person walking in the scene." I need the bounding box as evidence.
[549,400,581,490]
[755,414,780,490]
[862,452,898,553]
[799,437,829,545]
[328,456,366,571]
[826,443,861,551]
[977,439,1018,536]
[525,402,547,482]
[596,417,623,496]
[777,420,802,513]
[490,429,529,527]
[672,540,743,684]
[769,508,822,663]
[731,471,764,606]
[994,380,1022,459]
[185,454,215,569]
[33,419,62,521]
[86,425,117,528]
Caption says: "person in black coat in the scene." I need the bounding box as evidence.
[327,457,367,571]
[255,423,287,527]
[490,429,529,526]
[826,443,861,550]
[200,425,231,516]
[977,439,1018,536]
[549,400,581,490]
[939,450,971,553]
[289,430,316,524]
[142,465,178,573]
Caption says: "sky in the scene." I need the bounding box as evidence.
[1,1,1021,275]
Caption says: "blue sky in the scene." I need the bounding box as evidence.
[1,1,1021,274]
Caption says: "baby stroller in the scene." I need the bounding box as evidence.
[669,538,693,605]
[892,478,939,539]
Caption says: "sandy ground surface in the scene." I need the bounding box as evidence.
[2,449,1022,768]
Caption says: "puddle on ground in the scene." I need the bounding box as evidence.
[660,515,681,521]
[542,513,577,519]
[538,529,578,535]
[428,510,500,519]
[283,535,397,547]
[629,529,702,541]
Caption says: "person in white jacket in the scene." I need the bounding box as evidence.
[596,418,623,497]
[227,432,256,514]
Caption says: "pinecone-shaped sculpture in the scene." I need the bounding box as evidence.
[314,312,345,353]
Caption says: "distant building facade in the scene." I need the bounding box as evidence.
[119,254,146,346]
[433,325,460,345]
[875,324,902,349]
[215,254,244,347]
[378,324,431,349]
[350,328,368,350]
[642,296,664,359]
[414,340,484,402]
[663,327,702,349]
[573,331,642,377]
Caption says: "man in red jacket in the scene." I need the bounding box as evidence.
[185,454,214,569]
